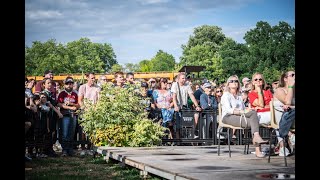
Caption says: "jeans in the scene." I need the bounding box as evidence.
[61,115,77,154]
[279,109,295,138]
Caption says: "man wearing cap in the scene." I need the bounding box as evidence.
[241,77,251,92]
[199,82,218,139]
[57,77,80,156]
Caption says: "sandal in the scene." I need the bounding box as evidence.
[256,153,266,158]
[253,136,268,146]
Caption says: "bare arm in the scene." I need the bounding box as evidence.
[252,85,265,108]
[78,95,84,109]
[173,93,179,111]
[275,88,294,106]
[47,102,63,118]
[189,93,201,111]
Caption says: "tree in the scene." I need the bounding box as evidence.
[180,25,226,66]
[25,39,70,75]
[25,38,118,75]
[123,63,140,72]
[110,64,124,73]
[149,50,176,71]
[244,21,295,73]
[179,25,227,80]
[220,38,250,79]
[66,38,117,73]
[138,60,152,72]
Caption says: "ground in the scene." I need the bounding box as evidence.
[25,150,160,180]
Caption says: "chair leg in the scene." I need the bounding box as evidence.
[283,136,288,167]
[218,127,221,156]
[227,128,231,158]
[268,129,275,163]
[243,129,246,154]
[246,130,250,154]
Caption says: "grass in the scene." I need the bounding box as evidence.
[25,152,162,180]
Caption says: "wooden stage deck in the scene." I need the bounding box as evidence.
[94,145,295,180]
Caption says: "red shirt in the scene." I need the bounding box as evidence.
[248,89,273,112]
[58,90,78,115]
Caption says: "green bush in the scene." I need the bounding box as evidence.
[79,83,166,147]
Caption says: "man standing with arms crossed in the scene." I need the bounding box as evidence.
[78,72,100,156]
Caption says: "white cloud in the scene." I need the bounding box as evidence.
[26,10,63,20]
[25,0,294,66]
[136,0,171,5]
[222,26,256,43]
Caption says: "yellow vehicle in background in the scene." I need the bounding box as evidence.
[26,66,206,84]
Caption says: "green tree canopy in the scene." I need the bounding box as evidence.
[149,50,176,71]
[244,21,295,73]
[25,38,117,75]
[138,60,152,72]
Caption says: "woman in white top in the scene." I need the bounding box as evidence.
[221,75,268,158]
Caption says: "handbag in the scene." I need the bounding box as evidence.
[240,112,248,128]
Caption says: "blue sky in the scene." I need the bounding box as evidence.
[25,0,295,65]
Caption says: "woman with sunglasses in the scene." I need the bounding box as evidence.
[273,70,295,156]
[221,75,268,158]
[248,73,273,125]
[214,87,223,104]
[152,78,174,138]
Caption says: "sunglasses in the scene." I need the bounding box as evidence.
[228,80,239,83]
[288,73,295,77]
[254,78,263,81]
[40,97,46,99]
[150,81,156,83]
[216,90,223,93]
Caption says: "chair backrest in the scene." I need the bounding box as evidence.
[218,103,224,125]
[269,98,279,129]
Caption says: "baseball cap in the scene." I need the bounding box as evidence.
[141,82,148,88]
[64,77,74,84]
[202,78,208,84]
[203,83,211,88]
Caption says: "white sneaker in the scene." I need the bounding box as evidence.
[279,147,290,157]
[80,150,86,156]
[86,150,94,156]
[194,135,199,139]
[217,133,225,139]
[289,134,295,146]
